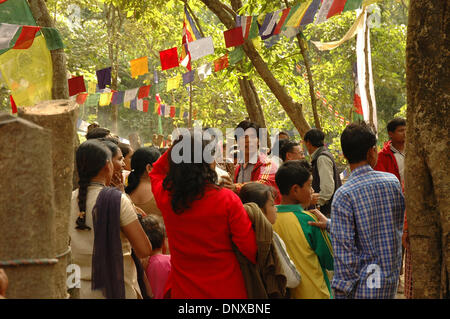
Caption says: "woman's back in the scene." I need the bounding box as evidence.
[129,181,161,216]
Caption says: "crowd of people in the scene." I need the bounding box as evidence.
[0,117,409,299]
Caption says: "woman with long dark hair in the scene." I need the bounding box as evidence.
[69,139,152,299]
[149,130,257,298]
[125,146,161,216]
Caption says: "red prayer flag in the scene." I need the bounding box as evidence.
[327,0,347,19]
[138,85,151,99]
[160,47,179,71]
[214,55,229,72]
[68,76,86,96]
[170,106,176,118]
[13,26,40,49]
[224,27,244,48]
[143,100,149,113]
[273,8,291,35]
[76,93,88,105]
[10,95,17,114]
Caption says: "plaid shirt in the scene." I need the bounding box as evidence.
[329,165,404,298]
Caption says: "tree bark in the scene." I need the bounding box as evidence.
[200,0,311,137]
[405,0,449,299]
[27,0,68,100]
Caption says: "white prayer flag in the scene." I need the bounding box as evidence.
[197,63,212,81]
[0,23,20,50]
[315,0,334,25]
[137,98,144,111]
[187,37,214,61]
[124,88,139,102]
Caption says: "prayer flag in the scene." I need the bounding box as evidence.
[182,70,195,85]
[273,8,291,35]
[344,0,364,12]
[175,106,181,118]
[229,46,244,65]
[236,16,257,39]
[10,95,17,114]
[214,55,229,72]
[96,67,111,89]
[352,62,363,120]
[166,74,181,91]
[197,63,212,81]
[187,37,214,61]
[283,1,311,29]
[99,92,113,106]
[13,25,40,49]
[180,5,201,71]
[40,27,64,50]
[300,0,321,26]
[124,88,139,102]
[143,100,149,112]
[76,93,88,105]
[264,34,281,48]
[85,93,100,107]
[327,0,348,19]
[224,27,244,48]
[68,75,86,96]
[315,0,334,24]
[160,47,179,71]
[112,91,125,105]
[0,23,20,50]
[248,17,259,39]
[136,98,144,111]
[130,98,137,110]
[170,106,176,118]
[138,85,151,99]
[88,81,97,94]
[130,56,148,78]
[183,111,189,119]
[124,101,130,109]
[259,11,280,40]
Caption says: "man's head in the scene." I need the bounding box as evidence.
[86,127,111,140]
[303,128,325,156]
[278,131,289,141]
[280,141,305,162]
[387,117,406,145]
[341,121,378,167]
[234,120,260,162]
[275,160,313,208]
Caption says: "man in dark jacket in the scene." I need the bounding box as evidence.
[303,129,341,217]
[374,118,406,184]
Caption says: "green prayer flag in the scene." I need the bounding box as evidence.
[41,27,65,50]
[248,17,259,39]
[343,0,364,12]
[175,107,181,118]
[158,114,163,134]
[85,93,101,107]
[229,46,244,65]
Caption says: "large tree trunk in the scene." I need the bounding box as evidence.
[201,0,311,137]
[27,0,68,100]
[405,0,449,299]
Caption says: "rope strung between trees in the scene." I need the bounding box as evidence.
[0,258,58,267]
[55,246,71,259]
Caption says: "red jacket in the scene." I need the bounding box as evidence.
[233,153,281,204]
[374,140,401,182]
[149,150,257,299]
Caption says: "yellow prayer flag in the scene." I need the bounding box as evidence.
[284,1,312,28]
[124,101,131,109]
[166,74,181,92]
[88,81,97,94]
[130,56,149,79]
[99,92,113,106]
[0,35,52,107]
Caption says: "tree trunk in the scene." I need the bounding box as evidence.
[106,3,119,134]
[200,0,311,137]
[27,0,68,100]
[405,0,449,299]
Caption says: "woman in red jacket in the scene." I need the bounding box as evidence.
[149,130,257,299]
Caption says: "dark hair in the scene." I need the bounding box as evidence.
[303,129,325,147]
[278,131,289,139]
[275,160,311,195]
[85,127,111,140]
[239,182,275,210]
[234,120,260,141]
[98,139,120,157]
[163,131,218,214]
[279,140,299,161]
[75,140,112,230]
[125,147,161,194]
[387,117,406,133]
[158,147,169,155]
[118,143,132,158]
[138,215,166,249]
[341,121,377,164]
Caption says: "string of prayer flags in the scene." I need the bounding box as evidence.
[159,47,179,71]
[224,26,244,48]
[124,87,139,102]
[76,93,88,105]
[187,37,214,61]
[282,1,313,30]
[327,0,363,19]
[138,85,151,99]
[236,16,259,40]
[9,95,17,114]
[182,70,195,85]
[96,67,111,89]
[112,91,125,105]
[130,56,148,78]
[229,46,244,65]
[197,63,212,81]
[166,74,181,91]
[13,25,40,49]
[214,55,229,72]
[273,8,291,35]
[258,11,280,40]
[0,23,20,50]
[301,0,321,26]
[68,75,86,96]
[99,92,113,106]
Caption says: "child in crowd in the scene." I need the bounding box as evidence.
[273,160,334,299]
[139,215,171,299]
[239,182,301,290]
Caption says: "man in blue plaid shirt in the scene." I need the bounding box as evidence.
[309,122,405,298]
